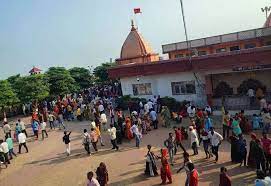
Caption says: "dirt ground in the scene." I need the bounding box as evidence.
[0,116,258,186]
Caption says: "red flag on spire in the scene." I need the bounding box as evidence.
[134,8,141,14]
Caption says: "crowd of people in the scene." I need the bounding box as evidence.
[1,86,271,185]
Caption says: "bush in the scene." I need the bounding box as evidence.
[161,96,188,112]
[214,81,233,98]
[115,95,146,110]
[237,79,264,95]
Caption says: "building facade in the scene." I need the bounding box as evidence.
[109,18,271,109]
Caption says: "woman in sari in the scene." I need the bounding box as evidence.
[159,149,172,185]
[248,133,257,168]
[96,162,109,186]
[238,110,251,133]
[125,116,133,140]
[145,145,158,177]
[231,116,242,136]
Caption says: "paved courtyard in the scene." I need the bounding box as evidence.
[0,116,257,186]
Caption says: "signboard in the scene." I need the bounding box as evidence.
[232,64,271,72]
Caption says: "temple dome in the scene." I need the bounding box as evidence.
[264,13,271,27]
[120,21,154,59]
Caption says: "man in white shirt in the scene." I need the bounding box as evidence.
[152,96,158,112]
[18,119,28,137]
[144,103,150,114]
[147,99,154,110]
[130,123,142,148]
[98,103,105,114]
[0,139,10,164]
[149,109,158,129]
[208,127,223,162]
[108,124,119,150]
[41,121,48,140]
[100,113,108,131]
[18,131,28,154]
[247,88,255,106]
[187,105,196,119]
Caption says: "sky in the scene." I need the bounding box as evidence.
[0,0,270,79]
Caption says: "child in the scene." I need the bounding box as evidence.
[41,121,48,140]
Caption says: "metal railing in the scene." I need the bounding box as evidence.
[162,27,271,53]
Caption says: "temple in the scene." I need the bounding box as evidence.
[29,66,42,75]
[116,20,159,65]
[108,15,271,110]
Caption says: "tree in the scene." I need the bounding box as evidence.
[7,74,21,90]
[93,62,116,83]
[46,67,78,97]
[0,80,19,108]
[69,67,92,89]
[214,81,233,98]
[13,75,49,103]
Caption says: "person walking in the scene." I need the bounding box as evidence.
[96,162,109,186]
[48,112,56,130]
[145,144,158,177]
[159,149,172,185]
[63,131,71,156]
[3,122,11,140]
[177,152,192,186]
[222,109,230,139]
[41,120,48,140]
[32,119,39,140]
[261,133,271,174]
[15,123,22,141]
[164,133,175,166]
[219,167,231,186]
[188,163,199,186]
[82,129,91,155]
[189,126,199,155]
[18,131,28,154]
[0,139,10,165]
[108,124,119,150]
[173,127,186,154]
[149,109,158,129]
[208,127,223,163]
[18,119,27,137]
[90,128,98,152]
[202,128,211,158]
[100,113,107,131]
[237,134,247,167]
[130,123,142,148]
[6,137,16,160]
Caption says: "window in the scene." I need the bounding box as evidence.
[216,48,226,53]
[186,51,196,57]
[132,83,152,96]
[230,46,240,51]
[175,54,184,58]
[244,43,256,49]
[171,81,196,95]
[198,51,207,56]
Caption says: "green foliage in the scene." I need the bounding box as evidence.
[214,81,233,98]
[69,67,93,89]
[46,67,78,98]
[0,80,19,107]
[237,79,264,95]
[160,96,187,111]
[7,74,20,90]
[115,95,146,110]
[93,62,116,83]
[14,75,49,103]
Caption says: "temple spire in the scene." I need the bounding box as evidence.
[131,19,136,31]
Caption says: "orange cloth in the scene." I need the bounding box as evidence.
[125,117,133,140]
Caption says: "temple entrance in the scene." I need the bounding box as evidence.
[206,70,271,110]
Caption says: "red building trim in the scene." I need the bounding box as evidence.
[108,46,271,78]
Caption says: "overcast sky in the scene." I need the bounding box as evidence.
[0,0,269,79]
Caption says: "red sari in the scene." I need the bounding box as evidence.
[125,117,133,140]
[160,149,172,184]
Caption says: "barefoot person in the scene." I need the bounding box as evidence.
[83,129,91,155]
[208,127,223,163]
